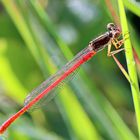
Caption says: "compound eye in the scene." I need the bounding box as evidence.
[114,32,120,38]
[107,23,115,30]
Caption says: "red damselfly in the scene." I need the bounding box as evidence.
[0,23,126,134]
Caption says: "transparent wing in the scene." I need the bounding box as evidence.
[24,47,92,111]
[26,68,80,112]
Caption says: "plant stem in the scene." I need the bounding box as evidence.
[118,0,140,138]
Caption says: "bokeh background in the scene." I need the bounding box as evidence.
[0,0,140,140]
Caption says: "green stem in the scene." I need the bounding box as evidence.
[123,0,140,17]
[118,0,140,138]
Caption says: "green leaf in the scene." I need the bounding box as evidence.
[118,0,140,138]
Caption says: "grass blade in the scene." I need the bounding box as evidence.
[118,0,140,137]
[123,0,140,17]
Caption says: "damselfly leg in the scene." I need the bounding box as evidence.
[107,32,131,83]
[107,31,129,56]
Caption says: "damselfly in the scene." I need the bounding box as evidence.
[0,23,126,134]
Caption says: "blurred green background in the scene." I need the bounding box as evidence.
[0,0,140,139]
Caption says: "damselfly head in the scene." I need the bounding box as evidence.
[107,23,116,30]
[107,23,121,38]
